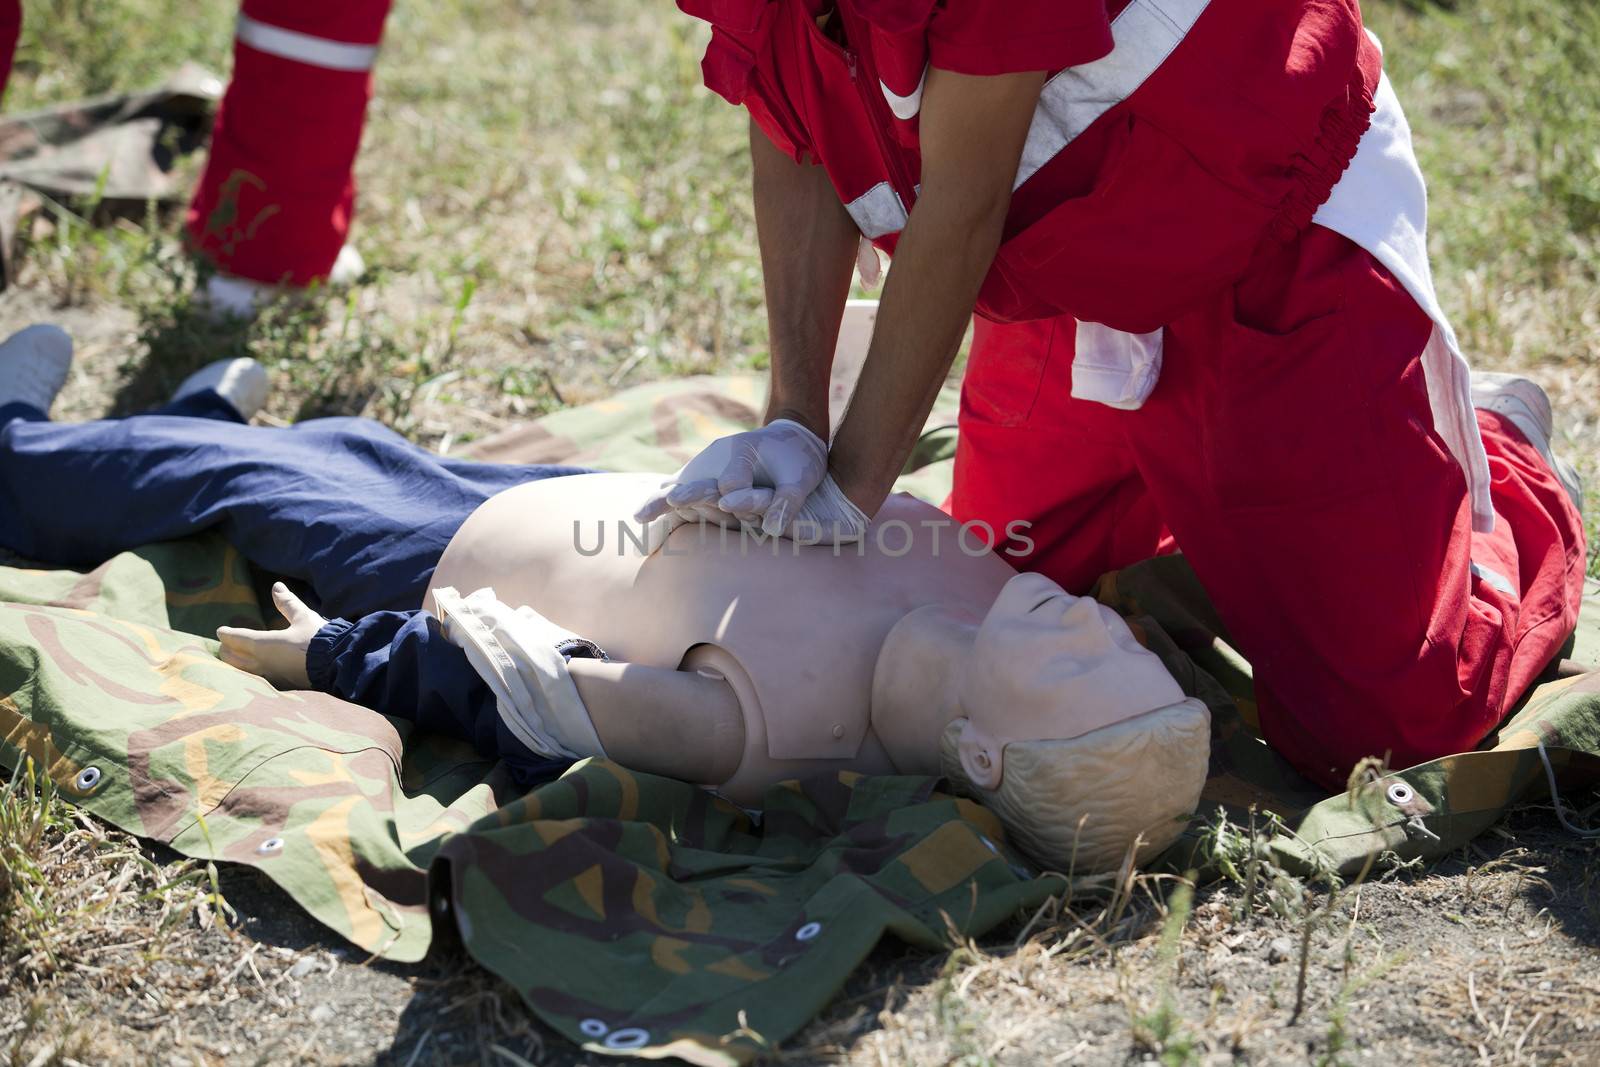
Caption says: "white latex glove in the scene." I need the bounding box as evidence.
[217,582,325,689]
[634,418,869,544]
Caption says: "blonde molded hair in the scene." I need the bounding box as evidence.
[939,697,1211,875]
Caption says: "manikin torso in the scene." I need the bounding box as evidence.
[425,473,1016,781]
[421,473,1210,871]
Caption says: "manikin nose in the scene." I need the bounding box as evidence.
[998,572,1073,615]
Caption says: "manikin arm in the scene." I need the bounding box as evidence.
[566,660,744,784]
[218,586,745,786]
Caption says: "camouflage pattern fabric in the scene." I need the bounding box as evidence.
[2,374,1596,1061]
[458,372,963,504]
[0,533,511,963]
[0,530,1051,1062]
[433,769,1051,1064]
[0,64,220,285]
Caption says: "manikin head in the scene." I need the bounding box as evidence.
[902,572,1211,874]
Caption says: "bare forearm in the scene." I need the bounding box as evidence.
[828,67,1044,516]
[751,120,860,436]
[829,190,1010,512]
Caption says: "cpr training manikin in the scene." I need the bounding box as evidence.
[0,326,1210,877]
[421,471,1211,874]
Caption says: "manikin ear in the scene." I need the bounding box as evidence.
[956,718,1004,791]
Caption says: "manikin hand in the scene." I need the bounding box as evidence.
[216,582,325,689]
[634,419,868,544]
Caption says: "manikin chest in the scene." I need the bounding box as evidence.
[425,473,1015,760]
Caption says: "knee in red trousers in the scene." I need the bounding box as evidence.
[186,0,392,285]
[952,226,1588,789]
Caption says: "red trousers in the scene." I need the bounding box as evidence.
[952,226,1588,789]
[185,0,391,285]
[0,0,17,105]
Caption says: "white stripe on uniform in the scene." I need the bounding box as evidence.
[880,66,928,121]
[844,0,1214,237]
[1013,0,1212,191]
[844,181,909,239]
[236,13,380,73]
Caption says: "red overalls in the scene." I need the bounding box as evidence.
[184,0,392,285]
[680,0,1588,787]
[0,1,18,104]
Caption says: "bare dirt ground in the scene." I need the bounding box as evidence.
[5,800,1598,1066]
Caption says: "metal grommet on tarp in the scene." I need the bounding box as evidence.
[255,837,285,855]
[603,1028,650,1050]
[795,921,822,942]
[73,766,102,792]
[1386,781,1414,806]
[578,1019,608,1039]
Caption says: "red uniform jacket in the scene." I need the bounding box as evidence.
[680,0,1381,334]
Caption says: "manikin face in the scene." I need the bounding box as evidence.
[954,572,1186,790]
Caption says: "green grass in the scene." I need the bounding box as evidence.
[1373,1,1600,579]
[1370,0,1600,495]
[1128,876,1200,1067]
[10,0,232,104]
[10,0,769,447]
[0,758,73,958]
[1,756,237,973]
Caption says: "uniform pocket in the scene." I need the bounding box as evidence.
[960,318,1061,428]
[983,115,1275,335]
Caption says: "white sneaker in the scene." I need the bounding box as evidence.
[199,244,366,321]
[173,357,271,421]
[1470,371,1584,514]
[329,243,366,286]
[201,273,274,320]
[0,324,74,416]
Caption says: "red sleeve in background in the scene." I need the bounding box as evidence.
[928,0,1114,76]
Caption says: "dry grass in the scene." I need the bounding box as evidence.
[0,762,567,1067]
[7,0,768,453]
[3,759,1597,1064]
[788,814,1600,1067]
[1,759,267,1064]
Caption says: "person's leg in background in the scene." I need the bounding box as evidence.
[1124,225,1587,789]
[186,0,392,313]
[0,0,19,106]
[950,315,1172,595]
[0,326,585,618]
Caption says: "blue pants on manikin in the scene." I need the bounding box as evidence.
[0,393,587,781]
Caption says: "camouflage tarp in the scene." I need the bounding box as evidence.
[456,372,963,506]
[2,373,1597,1063]
[0,65,220,285]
